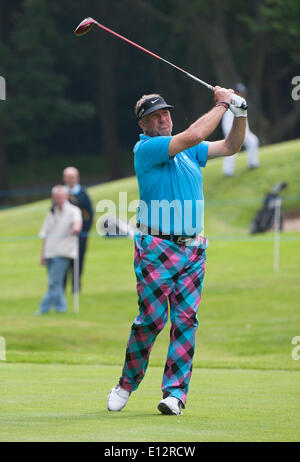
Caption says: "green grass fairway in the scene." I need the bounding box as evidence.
[1,363,299,442]
[0,139,300,441]
[1,237,299,371]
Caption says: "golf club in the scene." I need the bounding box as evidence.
[74,17,247,110]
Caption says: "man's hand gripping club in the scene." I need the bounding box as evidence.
[214,86,248,117]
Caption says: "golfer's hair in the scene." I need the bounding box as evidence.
[134,93,161,117]
[51,185,67,196]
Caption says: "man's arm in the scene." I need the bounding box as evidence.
[207,116,246,159]
[168,86,233,158]
[70,206,83,236]
[39,213,50,265]
[71,220,82,236]
[40,239,46,265]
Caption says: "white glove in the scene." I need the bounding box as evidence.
[230,94,248,118]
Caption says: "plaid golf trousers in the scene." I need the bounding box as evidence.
[120,231,207,406]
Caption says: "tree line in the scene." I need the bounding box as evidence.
[0,0,299,194]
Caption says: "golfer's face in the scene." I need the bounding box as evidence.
[141,109,173,137]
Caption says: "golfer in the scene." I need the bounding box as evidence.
[107,86,246,415]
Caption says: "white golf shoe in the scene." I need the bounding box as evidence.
[107,384,131,411]
[157,397,183,415]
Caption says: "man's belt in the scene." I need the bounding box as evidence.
[137,223,197,246]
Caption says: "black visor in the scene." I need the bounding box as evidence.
[137,96,174,121]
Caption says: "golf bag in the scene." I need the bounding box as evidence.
[250,182,287,234]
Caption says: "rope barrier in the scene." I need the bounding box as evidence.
[0,231,299,243]
[0,188,299,205]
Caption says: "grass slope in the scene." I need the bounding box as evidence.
[0,138,299,369]
[0,139,299,441]
[1,138,300,238]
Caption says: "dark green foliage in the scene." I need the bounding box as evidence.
[0,0,299,190]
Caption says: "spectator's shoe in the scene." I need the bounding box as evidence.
[107,384,131,411]
[157,397,183,415]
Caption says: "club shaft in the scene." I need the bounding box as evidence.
[93,20,215,92]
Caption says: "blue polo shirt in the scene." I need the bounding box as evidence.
[134,134,209,236]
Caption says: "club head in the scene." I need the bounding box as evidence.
[74,17,96,36]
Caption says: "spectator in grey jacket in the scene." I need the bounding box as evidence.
[36,185,82,314]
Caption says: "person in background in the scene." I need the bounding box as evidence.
[37,185,82,314]
[222,83,260,177]
[63,166,94,291]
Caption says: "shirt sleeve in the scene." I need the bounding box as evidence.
[135,136,171,168]
[186,141,209,168]
[39,213,51,239]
